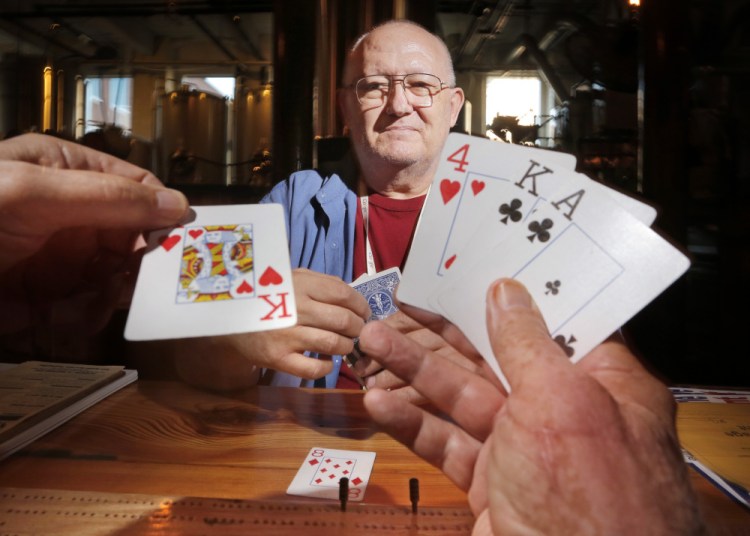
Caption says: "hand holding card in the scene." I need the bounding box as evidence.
[125,204,297,340]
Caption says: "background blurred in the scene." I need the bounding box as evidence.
[1,0,747,386]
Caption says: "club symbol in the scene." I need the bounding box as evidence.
[499,198,523,224]
[527,218,554,243]
[545,280,561,295]
[554,334,577,358]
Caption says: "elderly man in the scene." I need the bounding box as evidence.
[174,20,468,390]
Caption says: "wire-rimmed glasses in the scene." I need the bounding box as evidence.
[350,73,450,108]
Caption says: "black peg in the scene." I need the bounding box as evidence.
[409,477,419,514]
[339,477,349,512]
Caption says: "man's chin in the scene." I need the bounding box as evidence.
[376,150,422,167]
[373,139,424,165]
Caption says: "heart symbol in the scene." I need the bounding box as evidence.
[237,280,254,294]
[440,179,460,204]
[160,234,180,252]
[188,229,203,239]
[259,267,283,286]
[444,254,456,269]
[471,180,485,196]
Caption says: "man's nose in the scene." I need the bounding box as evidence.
[385,80,414,115]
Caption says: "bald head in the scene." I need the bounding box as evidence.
[343,20,456,87]
[337,18,464,197]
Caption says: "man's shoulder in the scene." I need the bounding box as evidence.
[264,170,354,201]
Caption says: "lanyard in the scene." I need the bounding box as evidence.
[359,186,430,277]
[360,196,377,276]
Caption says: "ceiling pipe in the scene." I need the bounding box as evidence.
[505,15,586,63]
[189,14,239,62]
[471,0,517,65]
[227,15,266,62]
[5,2,273,18]
[511,33,570,102]
[454,0,514,67]
[0,17,95,59]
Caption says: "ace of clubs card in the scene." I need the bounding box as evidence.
[437,171,690,390]
[125,204,297,340]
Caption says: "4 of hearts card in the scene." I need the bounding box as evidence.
[125,204,297,341]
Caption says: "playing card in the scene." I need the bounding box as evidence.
[344,268,402,374]
[437,170,690,390]
[351,267,401,321]
[124,204,297,341]
[287,447,376,501]
[399,132,577,313]
[430,170,657,314]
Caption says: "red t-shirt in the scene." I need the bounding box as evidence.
[336,193,426,389]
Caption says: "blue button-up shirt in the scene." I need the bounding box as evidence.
[260,170,358,387]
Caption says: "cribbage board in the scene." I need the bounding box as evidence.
[0,487,474,535]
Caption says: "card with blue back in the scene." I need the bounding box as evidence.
[350,267,401,321]
[346,268,401,371]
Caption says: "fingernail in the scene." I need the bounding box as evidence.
[490,279,532,311]
[156,189,188,215]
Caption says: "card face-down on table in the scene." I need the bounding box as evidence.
[125,204,297,341]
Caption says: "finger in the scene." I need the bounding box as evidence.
[398,301,480,358]
[0,133,163,185]
[381,308,421,328]
[295,296,368,341]
[276,325,358,359]
[359,321,504,440]
[266,351,335,380]
[485,278,566,386]
[1,162,188,234]
[293,269,371,323]
[364,388,482,492]
[362,367,407,390]
[351,354,383,378]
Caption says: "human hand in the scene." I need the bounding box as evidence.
[0,133,188,346]
[173,269,372,390]
[361,279,705,535]
[353,305,497,399]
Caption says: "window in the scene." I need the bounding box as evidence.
[485,75,541,127]
[182,76,235,98]
[84,77,132,133]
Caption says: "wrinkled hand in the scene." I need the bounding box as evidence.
[173,269,371,391]
[353,304,497,400]
[0,133,188,343]
[361,279,705,535]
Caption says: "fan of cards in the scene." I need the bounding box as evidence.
[398,133,690,390]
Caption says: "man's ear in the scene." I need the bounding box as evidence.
[337,88,350,134]
[449,87,466,127]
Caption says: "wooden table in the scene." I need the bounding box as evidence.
[0,381,748,534]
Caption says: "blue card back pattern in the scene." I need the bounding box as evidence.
[352,268,401,321]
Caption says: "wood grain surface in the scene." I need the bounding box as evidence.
[0,382,748,534]
[0,382,467,508]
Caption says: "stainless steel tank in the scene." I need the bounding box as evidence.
[160,88,227,184]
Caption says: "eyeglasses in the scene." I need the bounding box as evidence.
[349,73,450,108]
